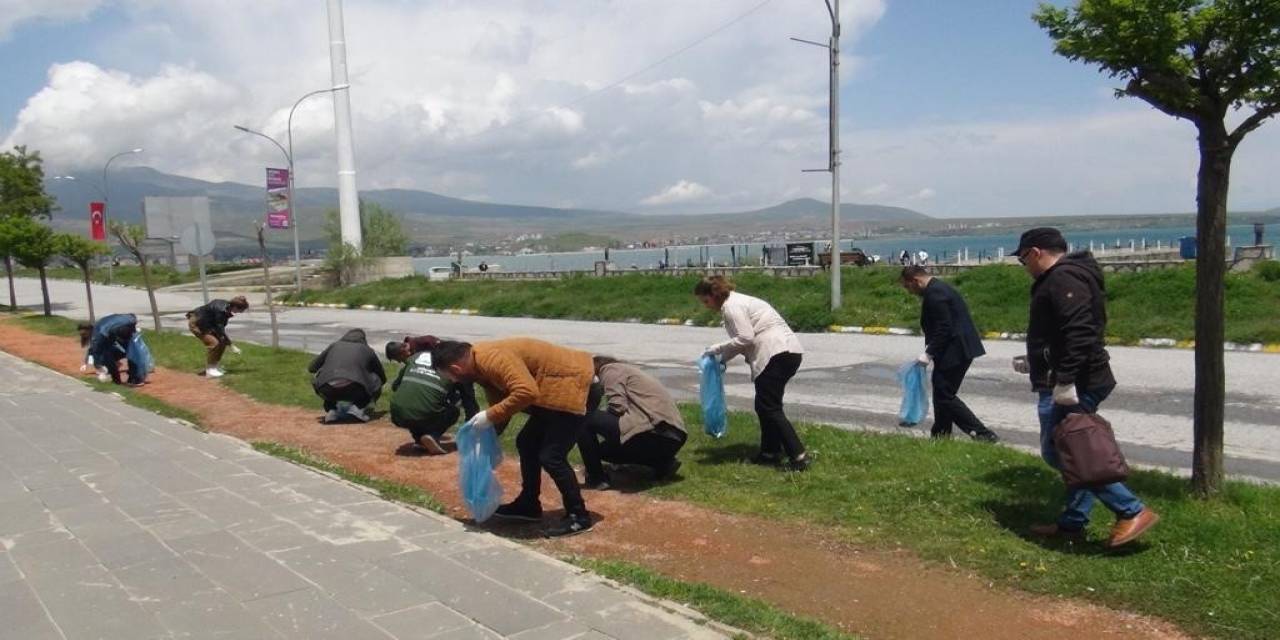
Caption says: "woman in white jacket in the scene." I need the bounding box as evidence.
[695,276,809,471]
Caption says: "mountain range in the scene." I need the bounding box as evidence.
[44,167,929,252]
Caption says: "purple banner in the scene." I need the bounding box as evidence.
[266,167,291,229]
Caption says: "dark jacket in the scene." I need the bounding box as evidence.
[920,279,985,370]
[1026,252,1116,391]
[308,329,387,397]
[188,299,235,340]
[88,314,138,368]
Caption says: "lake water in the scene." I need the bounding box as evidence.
[413,224,1265,273]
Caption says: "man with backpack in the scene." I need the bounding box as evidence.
[1014,228,1159,547]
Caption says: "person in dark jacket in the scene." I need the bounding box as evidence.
[578,356,688,490]
[1015,228,1159,548]
[385,335,442,363]
[309,329,386,423]
[901,267,999,442]
[186,296,249,378]
[386,341,479,454]
[87,314,142,385]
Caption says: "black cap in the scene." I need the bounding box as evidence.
[1015,227,1068,256]
[385,341,405,361]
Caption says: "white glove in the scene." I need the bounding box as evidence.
[1052,383,1079,406]
[80,364,90,373]
[466,410,494,430]
[229,345,242,355]
[1012,356,1030,374]
[916,353,931,367]
[96,368,110,383]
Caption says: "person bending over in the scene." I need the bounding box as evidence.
[578,356,687,490]
[309,329,386,423]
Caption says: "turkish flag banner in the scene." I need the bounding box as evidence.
[90,202,106,241]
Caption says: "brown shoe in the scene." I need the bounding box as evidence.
[1107,509,1160,548]
[1029,523,1085,540]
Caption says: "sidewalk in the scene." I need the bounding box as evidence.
[0,351,729,640]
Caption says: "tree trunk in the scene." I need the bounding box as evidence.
[1191,120,1233,497]
[258,227,280,348]
[3,255,15,311]
[139,258,162,332]
[37,265,51,316]
[81,264,97,324]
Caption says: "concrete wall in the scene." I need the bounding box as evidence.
[349,256,414,285]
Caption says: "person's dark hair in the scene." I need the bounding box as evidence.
[430,341,473,369]
[385,341,406,361]
[592,355,620,374]
[900,265,929,282]
[692,275,735,302]
[228,295,250,312]
[77,322,93,348]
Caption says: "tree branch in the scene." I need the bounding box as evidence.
[1229,102,1280,147]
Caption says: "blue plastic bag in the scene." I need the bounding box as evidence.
[699,354,728,439]
[897,361,930,426]
[126,332,154,382]
[456,420,504,523]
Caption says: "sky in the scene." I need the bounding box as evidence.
[1,0,1278,218]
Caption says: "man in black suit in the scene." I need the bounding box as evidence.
[901,266,999,442]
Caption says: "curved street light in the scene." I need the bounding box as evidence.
[102,148,144,281]
[235,83,349,295]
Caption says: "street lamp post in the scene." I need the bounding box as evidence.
[236,84,348,295]
[102,148,144,282]
[793,0,842,310]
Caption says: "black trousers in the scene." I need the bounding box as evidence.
[515,407,588,517]
[578,411,687,479]
[930,360,991,437]
[393,405,460,441]
[316,380,375,412]
[755,352,806,459]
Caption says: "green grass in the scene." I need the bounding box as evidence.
[12,312,1280,638]
[251,442,445,512]
[16,263,253,289]
[567,556,855,640]
[284,261,1280,343]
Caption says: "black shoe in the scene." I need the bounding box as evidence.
[655,458,682,481]
[582,474,612,491]
[749,452,783,467]
[785,455,811,472]
[973,431,1000,444]
[545,513,593,538]
[493,500,542,522]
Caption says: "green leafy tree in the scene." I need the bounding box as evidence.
[324,201,409,258]
[0,145,57,309]
[109,221,162,331]
[9,217,57,316]
[0,216,20,310]
[1035,0,1280,495]
[55,233,109,323]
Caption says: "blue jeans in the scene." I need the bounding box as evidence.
[1037,386,1144,530]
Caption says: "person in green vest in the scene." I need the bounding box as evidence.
[387,340,480,454]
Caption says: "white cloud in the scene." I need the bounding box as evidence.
[641,180,713,206]
[0,0,103,40]
[860,182,889,197]
[909,187,936,201]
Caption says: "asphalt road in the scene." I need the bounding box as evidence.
[12,277,1280,483]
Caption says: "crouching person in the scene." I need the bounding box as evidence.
[309,329,385,423]
[579,356,687,490]
[387,340,479,454]
[432,338,595,538]
[186,296,248,378]
[87,313,143,385]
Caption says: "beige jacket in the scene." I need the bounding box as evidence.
[597,363,686,443]
[472,338,595,425]
[709,291,804,380]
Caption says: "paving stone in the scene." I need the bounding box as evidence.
[0,551,23,586]
[273,542,433,615]
[0,579,63,640]
[0,495,55,536]
[15,464,79,491]
[51,500,134,534]
[271,500,404,547]
[168,530,310,602]
[155,590,286,639]
[378,550,567,636]
[112,555,221,609]
[370,602,474,639]
[341,500,455,538]
[243,587,396,640]
[233,482,314,510]
[175,487,275,531]
[578,602,701,640]
[129,460,217,494]
[81,529,176,570]
[287,477,380,506]
[17,548,168,640]
[409,526,505,557]
[426,624,503,640]
[31,478,105,511]
[453,546,580,599]
[507,619,596,640]
[140,508,224,542]
[233,522,323,554]
[540,580,635,620]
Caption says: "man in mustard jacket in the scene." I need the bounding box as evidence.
[432,338,595,537]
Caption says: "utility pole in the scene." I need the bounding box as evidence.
[326,0,362,252]
[793,0,842,310]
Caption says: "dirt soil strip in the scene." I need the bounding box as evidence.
[0,320,1190,640]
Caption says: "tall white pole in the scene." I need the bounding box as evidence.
[326,0,361,251]
[829,0,842,310]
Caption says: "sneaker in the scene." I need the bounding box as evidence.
[1028,523,1086,541]
[973,431,1000,443]
[545,513,593,538]
[416,434,447,455]
[493,500,543,522]
[785,455,812,472]
[205,367,224,378]
[323,409,341,424]
[655,458,682,481]
[748,452,783,467]
[582,474,612,491]
[347,405,371,423]
[1107,509,1160,548]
